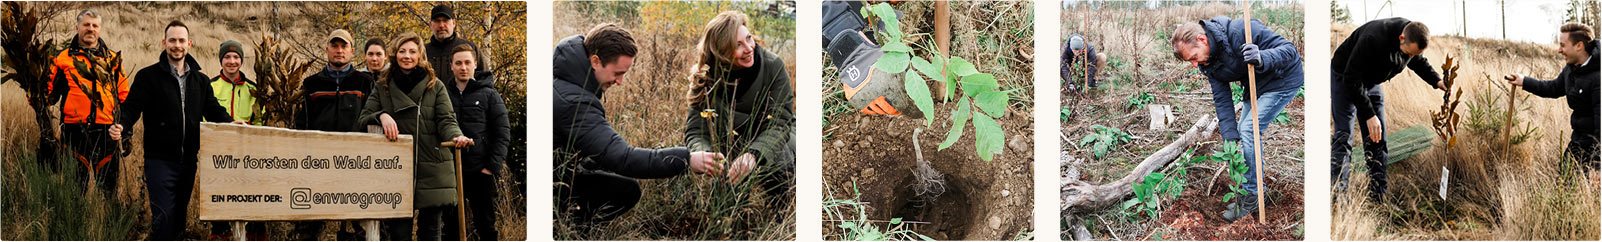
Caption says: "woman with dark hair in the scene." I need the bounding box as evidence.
[684,11,796,209]
[358,33,474,240]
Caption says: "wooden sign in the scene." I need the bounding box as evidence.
[196,123,414,221]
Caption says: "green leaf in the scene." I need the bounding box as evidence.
[972,113,1004,162]
[1223,192,1237,203]
[882,41,913,53]
[875,51,910,74]
[959,73,999,97]
[939,97,972,150]
[947,57,979,77]
[870,3,902,41]
[974,90,1010,118]
[1120,199,1139,211]
[889,217,902,225]
[904,70,934,126]
[910,55,945,89]
[1078,133,1097,146]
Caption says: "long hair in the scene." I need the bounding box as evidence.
[377,33,438,91]
[687,11,750,106]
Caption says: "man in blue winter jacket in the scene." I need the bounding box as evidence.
[1169,16,1304,222]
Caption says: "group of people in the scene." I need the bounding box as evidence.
[1330,19,1601,202]
[1058,14,1598,221]
[552,11,797,228]
[44,5,509,240]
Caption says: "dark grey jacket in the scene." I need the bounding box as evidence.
[552,34,690,180]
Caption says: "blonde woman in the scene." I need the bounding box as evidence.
[358,33,473,240]
[684,11,795,208]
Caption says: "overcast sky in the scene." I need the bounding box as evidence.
[1338,0,1576,44]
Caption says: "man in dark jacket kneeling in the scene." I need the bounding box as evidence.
[552,23,726,228]
[1505,23,1601,183]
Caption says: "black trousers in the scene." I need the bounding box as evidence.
[62,124,119,196]
[145,156,196,240]
[445,171,500,240]
[556,171,641,226]
[1331,77,1388,201]
[1566,130,1601,172]
[384,205,453,240]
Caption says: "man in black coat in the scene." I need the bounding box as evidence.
[1505,23,1601,182]
[1331,17,1443,202]
[427,4,487,83]
[553,23,725,226]
[109,20,239,240]
[445,44,508,240]
[296,29,375,133]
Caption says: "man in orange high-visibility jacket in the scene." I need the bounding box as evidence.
[46,9,130,196]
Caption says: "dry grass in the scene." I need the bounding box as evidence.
[550,1,795,240]
[1329,24,1600,240]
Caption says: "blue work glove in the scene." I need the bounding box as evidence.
[1241,43,1261,66]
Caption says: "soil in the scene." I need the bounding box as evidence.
[1159,153,1306,240]
[1060,3,1306,240]
[823,98,1035,240]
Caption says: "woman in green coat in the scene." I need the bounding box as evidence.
[359,33,474,241]
[685,11,796,209]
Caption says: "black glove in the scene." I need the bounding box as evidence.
[1241,43,1261,66]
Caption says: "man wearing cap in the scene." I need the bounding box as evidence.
[206,39,269,241]
[209,40,262,126]
[1062,34,1106,92]
[289,28,375,240]
[296,29,375,133]
[426,4,488,83]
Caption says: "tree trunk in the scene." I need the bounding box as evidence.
[1061,115,1217,214]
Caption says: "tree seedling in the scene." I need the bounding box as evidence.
[864,2,1011,162]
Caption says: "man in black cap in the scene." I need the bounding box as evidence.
[427,4,487,83]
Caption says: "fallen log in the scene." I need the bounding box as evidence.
[1061,115,1216,214]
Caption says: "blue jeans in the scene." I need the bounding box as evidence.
[1238,87,1299,195]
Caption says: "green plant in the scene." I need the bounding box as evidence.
[1127,91,1154,110]
[1464,75,1538,145]
[1078,125,1132,159]
[824,181,932,241]
[1120,148,1194,220]
[864,3,1010,162]
[1209,141,1253,204]
[1060,107,1072,122]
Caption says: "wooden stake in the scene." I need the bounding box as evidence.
[1506,81,1517,144]
[934,1,951,100]
[1243,1,1266,224]
[441,141,469,241]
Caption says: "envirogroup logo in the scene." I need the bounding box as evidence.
[288,188,406,210]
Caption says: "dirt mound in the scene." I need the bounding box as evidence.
[822,98,1034,240]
